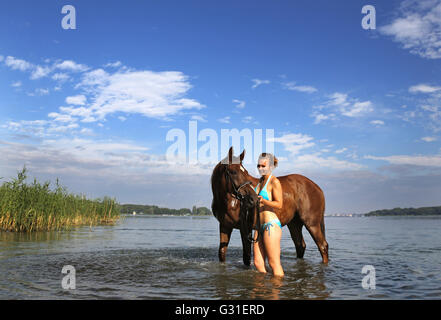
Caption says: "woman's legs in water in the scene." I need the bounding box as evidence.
[253,211,284,277]
[262,222,284,277]
[253,230,267,273]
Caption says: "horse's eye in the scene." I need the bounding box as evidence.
[230,171,237,175]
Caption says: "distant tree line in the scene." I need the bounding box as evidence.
[364,206,441,216]
[120,204,212,216]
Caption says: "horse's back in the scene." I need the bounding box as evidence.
[277,173,325,225]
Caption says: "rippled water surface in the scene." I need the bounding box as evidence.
[1,215,441,299]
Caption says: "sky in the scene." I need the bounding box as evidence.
[1,0,441,214]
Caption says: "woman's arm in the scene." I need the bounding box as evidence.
[259,178,283,209]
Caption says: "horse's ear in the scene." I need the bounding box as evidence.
[228,146,234,164]
[239,149,246,163]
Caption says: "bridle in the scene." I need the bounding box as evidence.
[224,165,253,201]
[224,164,259,243]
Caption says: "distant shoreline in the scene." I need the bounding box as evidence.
[121,204,441,217]
[327,205,441,217]
[122,213,211,217]
[119,204,212,216]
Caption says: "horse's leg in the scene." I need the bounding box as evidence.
[287,214,306,259]
[304,217,329,264]
[239,226,251,266]
[219,224,233,263]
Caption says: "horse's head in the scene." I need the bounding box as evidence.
[222,147,260,240]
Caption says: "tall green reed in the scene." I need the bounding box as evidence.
[0,166,120,232]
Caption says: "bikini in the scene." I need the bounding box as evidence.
[254,174,282,236]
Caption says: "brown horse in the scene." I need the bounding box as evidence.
[210,147,260,266]
[211,147,329,265]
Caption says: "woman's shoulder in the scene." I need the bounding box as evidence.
[269,175,281,186]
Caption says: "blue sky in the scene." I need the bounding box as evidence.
[1,0,441,213]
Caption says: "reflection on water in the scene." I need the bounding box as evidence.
[1,215,441,299]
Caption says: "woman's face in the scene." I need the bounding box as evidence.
[257,158,271,176]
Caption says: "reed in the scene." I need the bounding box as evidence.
[0,167,120,232]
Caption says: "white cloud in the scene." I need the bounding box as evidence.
[233,99,246,109]
[370,120,385,126]
[5,119,50,137]
[311,112,335,124]
[54,60,89,72]
[284,82,318,93]
[80,128,94,136]
[341,101,373,117]
[312,113,328,124]
[3,55,90,83]
[292,154,364,171]
[47,123,79,133]
[270,133,315,156]
[35,88,50,96]
[327,93,373,117]
[365,154,441,167]
[52,73,70,82]
[76,68,108,88]
[104,61,122,68]
[421,136,437,142]
[399,110,417,122]
[218,116,230,124]
[328,92,350,107]
[251,79,270,89]
[409,83,441,93]
[30,65,51,80]
[60,69,206,122]
[58,105,96,123]
[269,132,364,172]
[379,0,441,59]
[311,92,374,124]
[335,147,347,154]
[48,112,77,123]
[66,95,87,106]
[4,56,33,71]
[11,81,22,87]
[0,137,214,180]
[420,105,441,132]
[242,115,256,124]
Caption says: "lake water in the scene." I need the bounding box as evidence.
[1,215,440,299]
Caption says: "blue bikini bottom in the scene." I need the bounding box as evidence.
[261,218,282,236]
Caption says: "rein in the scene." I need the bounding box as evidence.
[224,165,258,243]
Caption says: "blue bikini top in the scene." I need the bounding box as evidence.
[254,174,272,201]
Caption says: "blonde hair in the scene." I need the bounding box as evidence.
[258,152,278,169]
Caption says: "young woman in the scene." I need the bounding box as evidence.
[253,153,284,277]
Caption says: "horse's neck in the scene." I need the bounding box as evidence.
[246,173,260,186]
